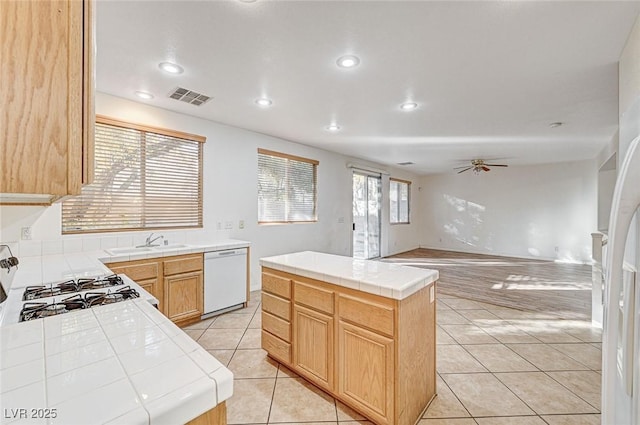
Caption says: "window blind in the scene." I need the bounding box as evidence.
[390,178,410,224]
[258,149,318,223]
[62,116,204,233]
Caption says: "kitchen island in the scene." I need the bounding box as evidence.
[259,251,439,425]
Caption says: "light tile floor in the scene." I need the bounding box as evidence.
[182,291,602,425]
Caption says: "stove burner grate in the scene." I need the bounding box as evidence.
[85,286,140,307]
[21,275,125,300]
[19,295,88,322]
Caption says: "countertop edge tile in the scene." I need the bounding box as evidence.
[259,251,438,300]
[143,376,217,425]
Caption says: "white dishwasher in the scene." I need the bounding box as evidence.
[203,248,247,318]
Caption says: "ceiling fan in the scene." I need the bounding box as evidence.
[454,159,508,174]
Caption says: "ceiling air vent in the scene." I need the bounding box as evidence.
[397,162,414,166]
[168,87,212,106]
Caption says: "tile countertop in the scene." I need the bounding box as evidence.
[0,299,232,425]
[0,239,247,424]
[97,239,251,265]
[260,251,438,300]
[7,239,251,290]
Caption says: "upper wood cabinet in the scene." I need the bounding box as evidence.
[0,0,95,204]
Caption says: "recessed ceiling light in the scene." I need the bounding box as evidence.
[549,122,563,128]
[400,102,418,111]
[135,91,154,100]
[255,98,273,107]
[158,62,184,74]
[336,55,360,69]
[326,124,341,132]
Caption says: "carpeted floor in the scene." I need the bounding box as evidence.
[383,248,593,320]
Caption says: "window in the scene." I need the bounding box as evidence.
[258,149,318,223]
[390,178,410,224]
[62,116,204,234]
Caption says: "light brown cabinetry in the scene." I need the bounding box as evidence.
[293,303,334,391]
[106,253,204,326]
[261,271,292,364]
[164,255,203,324]
[108,261,163,314]
[0,0,95,203]
[338,320,394,423]
[261,267,437,425]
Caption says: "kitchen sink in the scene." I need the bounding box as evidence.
[106,247,154,255]
[106,244,190,256]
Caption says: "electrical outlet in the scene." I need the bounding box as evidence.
[239,220,245,229]
[555,246,559,253]
[225,221,233,230]
[21,227,32,240]
[338,217,344,223]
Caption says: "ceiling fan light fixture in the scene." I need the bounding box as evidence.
[549,122,563,128]
[336,55,360,69]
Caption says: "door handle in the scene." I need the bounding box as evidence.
[352,223,355,231]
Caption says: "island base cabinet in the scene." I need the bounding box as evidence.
[338,321,394,424]
[293,304,334,392]
[260,267,437,425]
[186,401,227,425]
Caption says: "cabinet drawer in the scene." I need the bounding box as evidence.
[294,281,334,314]
[263,311,291,342]
[262,292,291,321]
[338,294,394,338]
[164,255,203,276]
[262,272,291,299]
[262,330,291,363]
[109,262,158,281]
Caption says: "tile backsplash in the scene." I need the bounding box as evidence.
[1,230,208,257]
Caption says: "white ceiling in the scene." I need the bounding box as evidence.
[96,0,640,174]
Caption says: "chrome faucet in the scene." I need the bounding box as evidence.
[138,233,163,247]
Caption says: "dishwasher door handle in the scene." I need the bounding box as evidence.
[205,249,245,258]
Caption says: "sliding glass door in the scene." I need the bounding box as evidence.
[352,171,381,259]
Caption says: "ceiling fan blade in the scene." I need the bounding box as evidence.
[453,165,472,169]
[484,164,508,167]
[482,166,491,172]
[457,167,473,174]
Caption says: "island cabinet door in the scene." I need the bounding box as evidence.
[337,320,394,425]
[292,304,334,391]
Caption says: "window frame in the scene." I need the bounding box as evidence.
[389,177,411,225]
[61,115,205,234]
[257,148,319,225]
